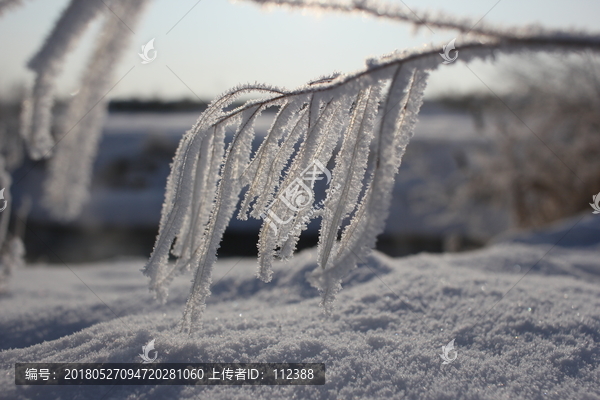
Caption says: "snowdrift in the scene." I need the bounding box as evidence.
[1,213,599,399]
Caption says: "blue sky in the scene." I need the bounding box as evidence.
[0,0,599,101]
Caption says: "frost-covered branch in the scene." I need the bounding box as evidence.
[144,32,600,333]
[37,0,149,221]
[20,0,106,160]
[0,156,11,289]
[245,0,532,38]
[0,155,23,293]
[6,0,149,221]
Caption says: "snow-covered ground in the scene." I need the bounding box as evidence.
[1,212,599,399]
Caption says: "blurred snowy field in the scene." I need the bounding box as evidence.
[1,213,599,399]
[16,106,487,233]
[13,104,508,262]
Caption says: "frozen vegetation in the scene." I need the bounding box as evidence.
[3,0,598,332]
[1,1,599,398]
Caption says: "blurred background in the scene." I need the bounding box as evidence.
[0,0,599,263]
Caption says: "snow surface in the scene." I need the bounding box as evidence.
[1,213,599,399]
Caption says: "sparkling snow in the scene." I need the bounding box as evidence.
[1,213,599,399]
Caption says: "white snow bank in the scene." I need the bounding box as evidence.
[1,222,599,399]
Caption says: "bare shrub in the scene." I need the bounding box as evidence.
[454,54,600,228]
